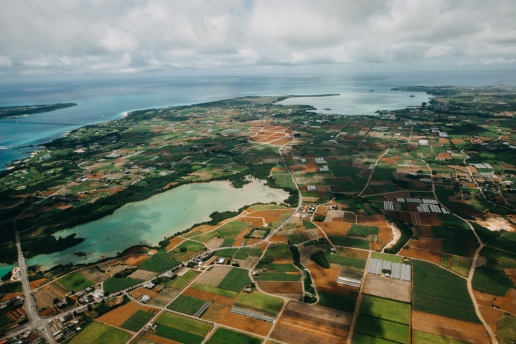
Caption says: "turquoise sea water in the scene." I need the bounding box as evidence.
[0,264,15,278]
[27,179,288,268]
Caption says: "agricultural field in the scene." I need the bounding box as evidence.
[263,243,293,259]
[217,268,252,292]
[164,269,200,289]
[318,291,357,313]
[360,295,410,324]
[104,277,143,294]
[58,272,94,292]
[120,309,156,332]
[472,266,514,296]
[154,312,212,344]
[138,253,181,273]
[168,295,207,315]
[69,322,130,344]
[235,290,283,316]
[355,315,409,344]
[206,327,262,344]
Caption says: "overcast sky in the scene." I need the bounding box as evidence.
[0,0,515,76]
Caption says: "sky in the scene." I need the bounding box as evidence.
[0,0,516,76]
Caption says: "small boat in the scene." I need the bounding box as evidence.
[369,89,374,92]
[410,95,415,97]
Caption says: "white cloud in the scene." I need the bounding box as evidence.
[0,0,514,74]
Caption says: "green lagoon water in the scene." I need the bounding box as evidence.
[27,179,288,268]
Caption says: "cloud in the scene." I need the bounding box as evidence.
[0,0,515,74]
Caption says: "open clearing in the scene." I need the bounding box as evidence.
[78,266,110,284]
[148,288,180,307]
[128,269,157,280]
[58,272,94,292]
[257,281,303,295]
[183,287,235,307]
[201,303,230,323]
[412,310,490,344]
[206,327,262,344]
[363,274,411,303]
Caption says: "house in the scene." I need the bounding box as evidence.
[140,295,151,304]
[216,257,225,264]
[59,313,74,323]
[143,281,156,289]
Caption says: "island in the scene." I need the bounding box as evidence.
[1,89,516,343]
[0,103,77,119]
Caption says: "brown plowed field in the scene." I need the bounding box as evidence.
[258,281,303,295]
[40,308,57,316]
[270,235,289,243]
[363,274,411,303]
[343,212,356,223]
[414,225,434,238]
[34,281,70,309]
[201,303,229,323]
[479,305,504,333]
[409,238,443,252]
[279,314,349,341]
[475,289,516,314]
[338,247,369,260]
[148,288,180,307]
[78,266,110,284]
[412,310,490,344]
[271,324,343,344]
[399,248,442,264]
[317,222,351,236]
[239,217,266,227]
[128,269,157,281]
[145,333,179,344]
[165,237,185,251]
[30,278,48,290]
[97,301,140,326]
[357,215,386,226]
[2,292,23,300]
[7,307,25,321]
[418,213,442,226]
[378,226,393,245]
[194,266,232,286]
[220,311,273,336]
[108,254,150,267]
[183,287,235,307]
[250,209,294,224]
[284,302,352,327]
[505,268,516,284]
[308,263,358,296]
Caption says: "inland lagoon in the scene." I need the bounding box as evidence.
[27,179,288,268]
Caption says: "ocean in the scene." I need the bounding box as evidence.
[1,69,516,169]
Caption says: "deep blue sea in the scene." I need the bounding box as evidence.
[1,69,516,169]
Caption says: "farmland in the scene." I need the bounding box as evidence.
[235,290,283,316]
[217,268,252,292]
[138,253,181,273]
[168,295,207,315]
[165,269,200,289]
[207,327,262,344]
[69,322,130,344]
[58,272,94,292]
[360,295,410,324]
[120,309,155,332]
[154,312,212,344]
[103,277,143,294]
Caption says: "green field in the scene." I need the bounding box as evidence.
[304,220,318,229]
[472,266,514,296]
[215,248,238,257]
[327,254,367,268]
[372,252,403,263]
[348,224,378,237]
[177,240,207,252]
[480,247,516,269]
[449,256,472,276]
[497,316,516,344]
[165,270,200,290]
[234,247,250,259]
[168,295,206,315]
[235,291,283,316]
[103,277,143,294]
[318,291,356,313]
[191,283,238,298]
[328,236,370,249]
[353,333,399,344]
[412,331,470,344]
[120,310,155,332]
[138,253,181,273]
[442,240,471,257]
[355,315,409,344]
[360,295,410,324]
[70,322,130,344]
[59,272,94,292]
[285,233,309,244]
[206,327,262,344]
[254,272,301,281]
[155,312,211,344]
[263,243,292,259]
[268,263,298,272]
[217,268,252,292]
[412,293,479,323]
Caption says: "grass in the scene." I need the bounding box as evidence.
[318,291,356,313]
[177,240,206,252]
[69,322,130,344]
[166,270,200,290]
[168,295,206,315]
[328,236,370,249]
[284,233,308,244]
[103,277,143,294]
[355,315,409,344]
[304,220,317,229]
[267,263,298,272]
[450,227,478,242]
[215,248,238,257]
[327,254,366,268]
[191,283,238,298]
[155,312,211,336]
[450,256,472,277]
[497,316,516,344]
[442,240,471,257]
[413,331,470,344]
[372,252,402,263]
[412,293,480,323]
[58,272,94,292]
[249,247,263,257]
[472,266,514,296]
[254,272,301,281]
[138,253,181,273]
[360,295,410,324]
[431,226,455,240]
[235,291,283,315]
[263,243,292,259]
[206,327,262,344]
[120,310,155,332]
[413,260,472,303]
[217,268,252,292]
[348,224,378,237]
[352,333,398,344]
[480,246,516,269]
[222,238,236,247]
[233,247,250,259]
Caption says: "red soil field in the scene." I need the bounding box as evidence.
[30,278,48,290]
[1,292,23,301]
[165,237,185,251]
[220,312,273,336]
[317,222,351,236]
[145,333,180,344]
[357,215,386,226]
[399,248,442,264]
[378,226,393,245]
[412,310,490,344]
[130,287,159,300]
[239,217,266,227]
[97,301,140,327]
[182,287,235,307]
[258,281,303,295]
[408,238,443,252]
[307,263,357,296]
